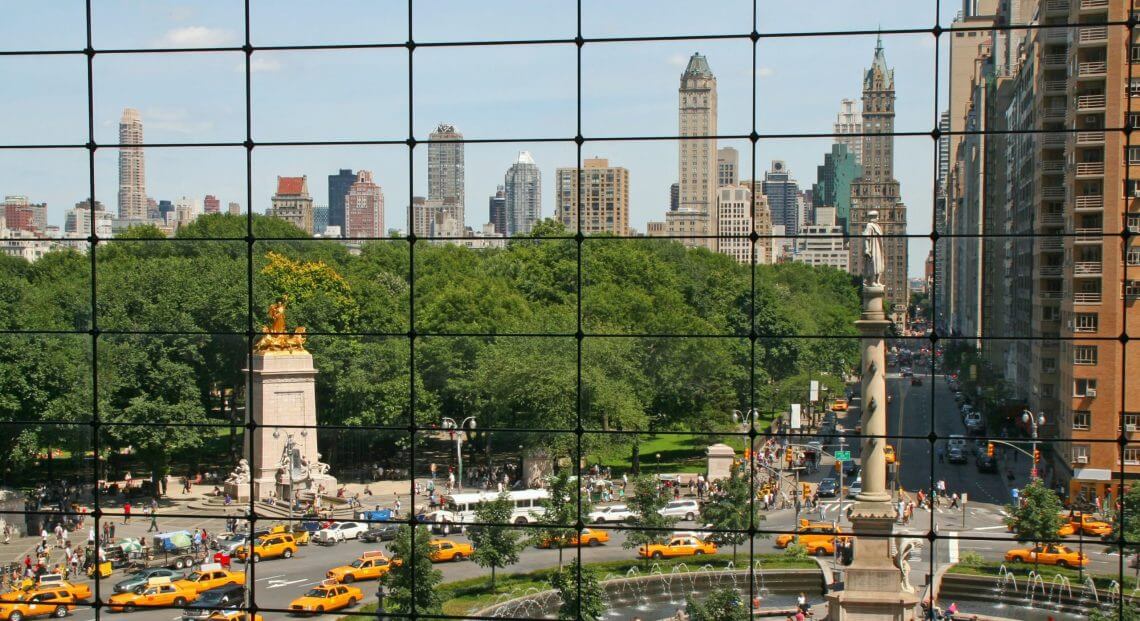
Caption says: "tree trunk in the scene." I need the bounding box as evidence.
[490,565,496,590]
[558,545,564,571]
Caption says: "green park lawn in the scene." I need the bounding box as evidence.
[589,431,768,476]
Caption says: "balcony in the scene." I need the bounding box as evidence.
[1044,28,1069,44]
[1043,106,1067,121]
[1074,291,1103,304]
[1042,186,1067,200]
[1076,94,1107,111]
[1041,161,1065,175]
[1075,161,1105,177]
[1078,26,1108,46]
[1041,212,1066,225]
[1044,80,1067,95]
[1073,227,1104,243]
[1040,290,1065,300]
[1039,265,1064,277]
[1073,261,1103,276]
[1041,133,1067,148]
[1043,53,1068,68]
[1077,61,1107,78]
[1074,195,1104,211]
[1044,0,1069,14]
[1075,131,1105,145]
[1079,0,1109,10]
[1037,237,1065,251]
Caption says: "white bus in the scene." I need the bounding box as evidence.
[431,489,550,533]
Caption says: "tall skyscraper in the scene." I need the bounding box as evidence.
[761,161,801,236]
[812,143,861,231]
[834,98,863,166]
[203,195,220,214]
[117,108,147,221]
[504,151,541,235]
[848,36,909,324]
[327,169,356,236]
[717,147,739,188]
[715,185,754,264]
[269,176,314,235]
[344,170,384,238]
[554,158,630,235]
[488,186,507,236]
[428,124,465,227]
[668,52,718,250]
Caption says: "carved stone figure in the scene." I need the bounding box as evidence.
[862,210,886,287]
[225,459,250,485]
[894,537,920,593]
[309,452,331,477]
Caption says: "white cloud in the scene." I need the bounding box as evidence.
[667,53,688,69]
[158,26,234,47]
[757,66,775,78]
[247,57,284,73]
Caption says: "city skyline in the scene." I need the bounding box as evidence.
[0,0,956,277]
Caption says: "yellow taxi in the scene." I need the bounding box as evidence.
[774,520,849,556]
[537,528,611,549]
[206,612,262,621]
[1006,519,1075,538]
[831,399,848,412]
[268,524,310,546]
[638,536,717,560]
[883,445,897,465]
[234,533,297,562]
[428,539,473,563]
[326,551,396,583]
[107,577,198,613]
[0,587,81,621]
[1004,544,1087,568]
[288,581,363,615]
[174,565,246,594]
[1067,512,1113,537]
[1,579,92,605]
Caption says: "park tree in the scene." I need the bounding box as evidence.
[1004,480,1065,570]
[550,559,606,621]
[470,492,525,589]
[1116,485,1140,577]
[700,468,766,563]
[532,471,594,570]
[382,525,442,614]
[622,475,676,564]
[685,586,749,621]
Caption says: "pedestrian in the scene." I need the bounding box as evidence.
[949,493,960,509]
[108,522,115,541]
[394,498,402,516]
[123,502,131,524]
[3,524,9,544]
[936,446,944,464]
[430,462,437,480]
[147,507,158,533]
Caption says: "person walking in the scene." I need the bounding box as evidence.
[108,521,115,542]
[147,506,158,533]
[123,502,131,524]
[3,524,10,544]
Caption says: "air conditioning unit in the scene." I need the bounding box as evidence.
[1086,388,1097,397]
[1129,225,1140,233]
[1126,424,1137,432]
[1076,455,1089,464]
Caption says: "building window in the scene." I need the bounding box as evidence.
[1073,444,1091,464]
[1129,146,1140,165]
[1122,413,1140,433]
[1075,378,1098,397]
[1073,345,1098,365]
[1132,78,1140,97]
[1073,313,1098,333]
[1130,112,1140,129]
[1127,280,1140,300]
[1073,410,1091,431]
[1124,447,1140,466]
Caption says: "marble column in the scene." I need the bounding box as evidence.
[827,284,920,620]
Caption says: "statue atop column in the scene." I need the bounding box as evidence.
[255,299,308,353]
[862,209,885,287]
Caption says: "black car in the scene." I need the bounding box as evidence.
[816,478,840,498]
[359,524,400,543]
[181,584,246,621]
[842,461,860,478]
[975,455,999,473]
[947,447,968,464]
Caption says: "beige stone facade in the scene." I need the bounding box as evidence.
[554,158,630,235]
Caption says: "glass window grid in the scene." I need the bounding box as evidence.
[0,2,1136,620]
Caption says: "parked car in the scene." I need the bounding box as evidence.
[312,522,368,545]
[946,447,968,464]
[846,478,863,498]
[180,584,245,621]
[816,478,840,498]
[113,568,187,595]
[587,504,635,524]
[975,454,999,473]
[658,500,700,521]
[359,524,400,543]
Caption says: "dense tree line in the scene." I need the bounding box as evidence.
[0,214,860,486]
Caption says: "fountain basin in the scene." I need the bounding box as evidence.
[938,572,1122,620]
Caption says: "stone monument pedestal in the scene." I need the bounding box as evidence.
[705,443,735,481]
[246,351,336,502]
[223,482,250,502]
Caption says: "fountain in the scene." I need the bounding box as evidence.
[1025,571,1046,606]
[1046,574,1072,606]
[1082,576,1101,605]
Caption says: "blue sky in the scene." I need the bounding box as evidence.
[0,1,957,276]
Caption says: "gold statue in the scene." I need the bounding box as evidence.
[254,299,308,354]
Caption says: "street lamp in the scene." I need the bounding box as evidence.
[1021,410,1046,481]
[441,416,477,492]
[655,453,661,474]
[375,583,386,621]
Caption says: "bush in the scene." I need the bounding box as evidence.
[958,551,984,567]
[784,543,810,561]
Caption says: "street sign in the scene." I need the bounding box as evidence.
[835,450,851,462]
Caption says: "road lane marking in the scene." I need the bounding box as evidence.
[948,533,959,563]
[974,525,1008,531]
[266,578,308,589]
[255,574,285,582]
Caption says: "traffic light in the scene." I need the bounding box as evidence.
[987,443,994,458]
[835,461,842,472]
[1033,449,1041,464]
